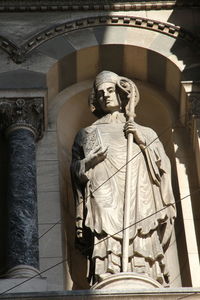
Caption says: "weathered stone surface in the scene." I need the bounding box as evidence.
[37,160,59,192]
[39,223,62,258]
[0,70,46,89]
[0,278,47,294]
[38,191,61,224]
[36,131,58,161]
[40,257,64,291]
[65,28,98,50]
[37,36,75,60]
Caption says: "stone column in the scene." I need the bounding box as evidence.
[0,97,44,278]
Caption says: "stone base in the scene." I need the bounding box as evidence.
[0,278,47,294]
[6,265,41,278]
[92,272,162,290]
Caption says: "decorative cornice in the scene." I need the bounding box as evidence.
[0,2,176,12]
[5,15,198,64]
[0,97,44,140]
[0,1,199,12]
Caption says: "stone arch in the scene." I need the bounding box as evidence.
[7,14,199,64]
[43,26,188,102]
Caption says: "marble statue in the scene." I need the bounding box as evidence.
[71,71,176,287]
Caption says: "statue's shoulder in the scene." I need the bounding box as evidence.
[75,125,96,140]
[84,125,97,134]
[74,125,99,156]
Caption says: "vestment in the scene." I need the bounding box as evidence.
[71,112,176,285]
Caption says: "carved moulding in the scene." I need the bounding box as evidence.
[0,1,176,12]
[0,97,44,140]
[0,0,199,13]
[0,35,19,60]
[8,15,200,64]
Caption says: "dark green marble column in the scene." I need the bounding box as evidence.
[0,97,44,278]
[6,128,39,277]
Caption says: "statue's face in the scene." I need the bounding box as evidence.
[96,82,120,113]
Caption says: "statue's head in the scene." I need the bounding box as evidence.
[89,70,140,118]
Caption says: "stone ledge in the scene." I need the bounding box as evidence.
[0,288,200,299]
[0,278,47,294]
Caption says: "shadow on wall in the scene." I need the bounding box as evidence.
[168,3,200,81]
[166,3,200,287]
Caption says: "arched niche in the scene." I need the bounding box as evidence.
[44,29,200,289]
[52,78,183,289]
[44,24,195,105]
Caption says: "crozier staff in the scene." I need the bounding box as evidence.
[71,70,176,286]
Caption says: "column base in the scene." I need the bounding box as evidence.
[92,272,162,290]
[6,265,41,278]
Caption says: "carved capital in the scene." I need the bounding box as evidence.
[0,97,44,140]
[187,92,200,119]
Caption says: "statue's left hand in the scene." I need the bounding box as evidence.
[124,121,146,147]
[84,145,108,171]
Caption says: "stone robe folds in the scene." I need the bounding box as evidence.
[71,113,176,285]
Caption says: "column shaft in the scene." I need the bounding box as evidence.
[7,128,39,272]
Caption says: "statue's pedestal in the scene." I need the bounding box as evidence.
[92,272,162,290]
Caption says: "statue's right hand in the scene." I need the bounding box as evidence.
[85,145,108,171]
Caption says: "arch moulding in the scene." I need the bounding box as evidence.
[0,14,199,64]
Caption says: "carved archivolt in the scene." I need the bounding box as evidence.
[0,15,199,64]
